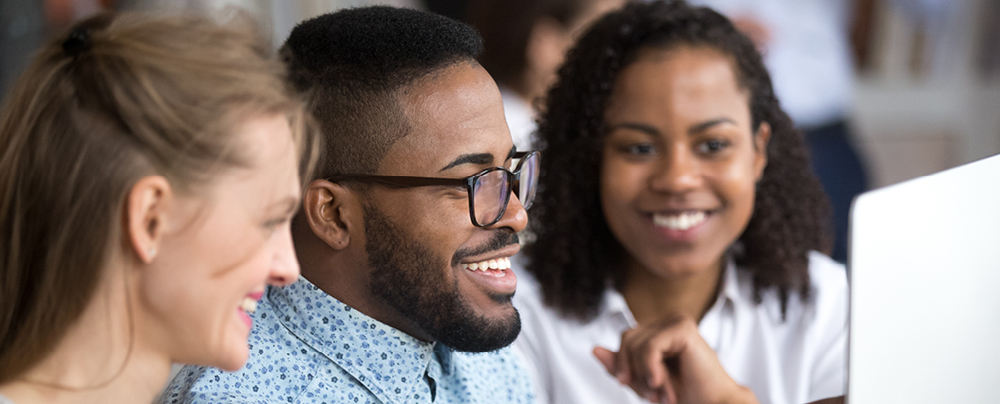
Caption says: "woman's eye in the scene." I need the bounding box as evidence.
[698,139,730,154]
[623,143,656,156]
[263,218,289,231]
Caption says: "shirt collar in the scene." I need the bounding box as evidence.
[718,258,741,307]
[699,259,740,351]
[266,276,441,403]
[598,258,741,329]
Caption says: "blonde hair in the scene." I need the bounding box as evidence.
[0,12,319,382]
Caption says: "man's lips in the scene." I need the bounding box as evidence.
[457,243,520,268]
[458,243,519,293]
[461,256,512,271]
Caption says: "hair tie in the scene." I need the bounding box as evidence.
[62,26,92,59]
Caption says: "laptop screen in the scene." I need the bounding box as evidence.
[848,153,1000,403]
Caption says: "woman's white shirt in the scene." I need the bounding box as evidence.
[512,251,847,404]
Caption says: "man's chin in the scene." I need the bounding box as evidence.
[488,291,515,304]
[432,309,521,353]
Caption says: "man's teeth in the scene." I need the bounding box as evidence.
[653,211,707,231]
[460,257,511,271]
[239,297,258,314]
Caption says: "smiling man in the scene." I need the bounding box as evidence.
[158,6,538,404]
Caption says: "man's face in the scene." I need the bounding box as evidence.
[362,62,529,352]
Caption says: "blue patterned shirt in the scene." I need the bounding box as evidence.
[157,277,534,404]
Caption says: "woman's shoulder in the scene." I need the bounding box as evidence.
[734,251,848,325]
[805,251,849,310]
[806,251,847,289]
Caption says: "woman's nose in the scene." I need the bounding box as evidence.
[268,228,300,286]
[649,147,701,193]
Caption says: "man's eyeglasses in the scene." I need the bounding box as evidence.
[328,151,540,227]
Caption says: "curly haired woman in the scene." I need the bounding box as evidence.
[512,2,847,404]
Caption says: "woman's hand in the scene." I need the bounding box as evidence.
[593,314,759,404]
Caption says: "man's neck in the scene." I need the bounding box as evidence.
[300,253,435,343]
[620,257,726,326]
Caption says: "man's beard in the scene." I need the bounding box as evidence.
[363,204,521,352]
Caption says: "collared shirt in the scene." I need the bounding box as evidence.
[158,277,534,404]
[513,251,847,404]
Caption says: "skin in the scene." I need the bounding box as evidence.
[136,113,302,372]
[0,113,303,403]
[594,46,769,404]
[601,45,769,324]
[295,62,529,344]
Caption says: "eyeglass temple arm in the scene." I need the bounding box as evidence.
[327,174,468,188]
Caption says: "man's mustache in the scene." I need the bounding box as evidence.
[451,230,520,267]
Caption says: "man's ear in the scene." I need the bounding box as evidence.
[126,176,172,263]
[753,122,772,182]
[303,179,359,251]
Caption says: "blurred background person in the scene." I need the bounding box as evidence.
[0,12,317,403]
[686,0,962,263]
[431,0,626,150]
[687,0,868,263]
[0,0,110,99]
[3,1,994,188]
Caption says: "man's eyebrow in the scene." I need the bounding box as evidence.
[440,153,495,172]
[688,118,737,134]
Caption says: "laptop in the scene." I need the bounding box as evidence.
[847,153,1000,403]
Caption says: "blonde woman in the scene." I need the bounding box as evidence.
[0,12,318,404]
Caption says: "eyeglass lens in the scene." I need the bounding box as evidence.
[471,152,539,226]
[473,171,508,226]
[517,153,539,210]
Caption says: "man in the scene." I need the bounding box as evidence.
[159,6,537,404]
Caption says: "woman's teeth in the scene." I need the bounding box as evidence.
[653,211,707,231]
[460,257,511,271]
[239,297,258,314]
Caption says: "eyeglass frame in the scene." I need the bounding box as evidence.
[327,151,540,228]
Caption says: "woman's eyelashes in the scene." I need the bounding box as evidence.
[615,138,731,158]
[622,142,657,157]
[697,138,731,155]
[262,216,291,232]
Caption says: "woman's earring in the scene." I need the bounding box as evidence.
[148,247,157,260]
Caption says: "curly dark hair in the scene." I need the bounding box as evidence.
[525,0,832,321]
[282,6,483,177]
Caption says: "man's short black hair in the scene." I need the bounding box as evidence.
[282,6,484,177]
